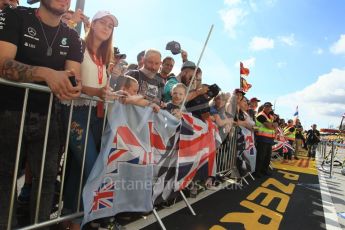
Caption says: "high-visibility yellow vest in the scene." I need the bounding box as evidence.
[255,112,275,139]
[283,126,296,141]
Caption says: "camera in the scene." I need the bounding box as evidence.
[206,84,220,98]
[69,76,77,87]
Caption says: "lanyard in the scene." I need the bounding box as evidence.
[92,54,103,85]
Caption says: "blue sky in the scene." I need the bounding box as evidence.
[24,0,345,129]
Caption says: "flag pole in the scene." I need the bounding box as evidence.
[273,99,276,112]
[240,63,242,90]
[181,24,214,111]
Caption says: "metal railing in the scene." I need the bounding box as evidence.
[215,128,238,178]
[0,79,238,229]
[319,140,345,178]
[1,79,109,229]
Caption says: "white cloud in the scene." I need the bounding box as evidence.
[278,34,296,46]
[276,62,287,68]
[249,36,274,51]
[314,48,324,55]
[235,57,256,68]
[219,7,247,38]
[224,0,242,6]
[277,68,345,128]
[330,34,345,55]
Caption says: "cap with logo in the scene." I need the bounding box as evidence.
[166,41,181,55]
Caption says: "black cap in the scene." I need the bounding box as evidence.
[114,47,126,59]
[263,102,273,107]
[166,41,181,55]
[181,61,196,71]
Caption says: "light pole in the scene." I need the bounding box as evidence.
[74,0,85,35]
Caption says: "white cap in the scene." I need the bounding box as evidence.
[92,11,118,27]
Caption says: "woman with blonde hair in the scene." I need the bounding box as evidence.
[62,11,119,230]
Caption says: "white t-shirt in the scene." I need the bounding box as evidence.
[81,50,107,88]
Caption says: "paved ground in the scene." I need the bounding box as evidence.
[317,144,345,229]
[14,145,345,229]
[124,147,345,230]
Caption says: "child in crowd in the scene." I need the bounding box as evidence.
[164,83,187,119]
[120,75,160,113]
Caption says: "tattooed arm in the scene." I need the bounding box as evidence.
[0,41,81,100]
[0,42,44,82]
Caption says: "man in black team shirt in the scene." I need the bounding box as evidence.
[0,0,82,228]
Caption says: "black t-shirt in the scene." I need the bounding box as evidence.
[0,7,83,112]
[256,114,268,124]
[126,70,164,104]
[185,93,211,120]
[295,124,304,139]
[307,129,320,144]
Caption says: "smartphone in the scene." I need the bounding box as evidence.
[69,76,77,87]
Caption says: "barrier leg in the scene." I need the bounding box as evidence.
[179,190,196,216]
[241,177,249,185]
[152,208,167,230]
[330,142,335,178]
[7,89,29,230]
[248,172,255,181]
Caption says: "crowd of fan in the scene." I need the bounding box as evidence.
[0,1,321,229]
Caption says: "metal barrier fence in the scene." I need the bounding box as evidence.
[318,140,345,178]
[0,79,238,229]
[215,128,238,178]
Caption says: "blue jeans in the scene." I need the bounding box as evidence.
[62,105,104,213]
[0,110,60,229]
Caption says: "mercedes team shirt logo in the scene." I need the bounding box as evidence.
[28,27,36,37]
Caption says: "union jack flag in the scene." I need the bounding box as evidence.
[82,103,177,227]
[272,141,294,153]
[272,127,294,153]
[237,126,257,174]
[175,114,218,191]
[91,181,115,212]
[106,121,166,174]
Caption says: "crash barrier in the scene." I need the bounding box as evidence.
[0,79,109,230]
[0,79,239,230]
[215,128,238,178]
[319,141,345,178]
